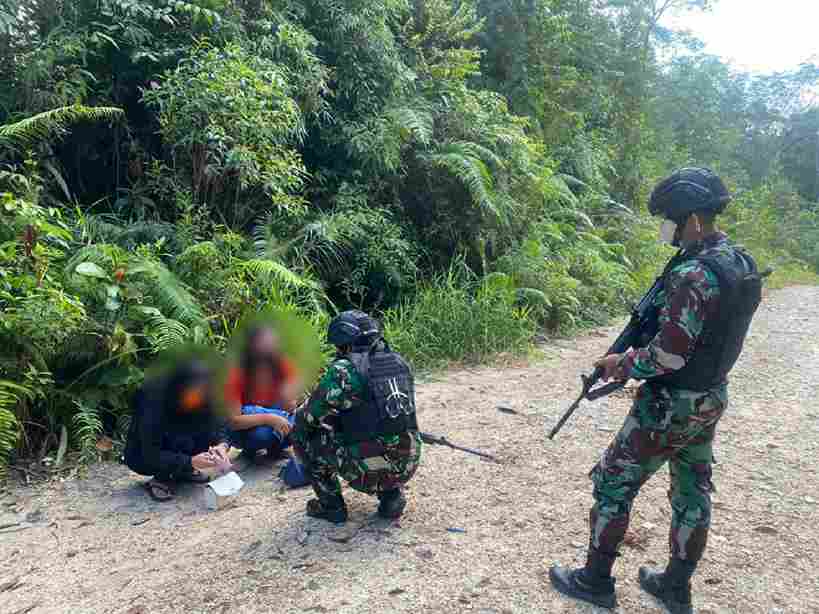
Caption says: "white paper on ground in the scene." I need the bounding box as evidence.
[203,471,244,510]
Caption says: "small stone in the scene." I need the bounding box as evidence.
[754,526,778,535]
[705,578,722,585]
[25,509,44,523]
[245,540,262,554]
[388,588,406,596]
[328,528,357,543]
[415,547,434,560]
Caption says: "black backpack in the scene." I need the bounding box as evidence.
[340,341,418,442]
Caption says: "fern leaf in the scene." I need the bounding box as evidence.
[548,174,579,206]
[71,401,103,463]
[139,307,192,352]
[242,258,322,291]
[0,105,124,150]
[449,141,504,171]
[128,259,206,327]
[388,107,434,146]
[424,149,503,221]
[0,380,27,474]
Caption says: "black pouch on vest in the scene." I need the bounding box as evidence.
[344,342,418,441]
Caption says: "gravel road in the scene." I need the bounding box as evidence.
[1,285,818,614]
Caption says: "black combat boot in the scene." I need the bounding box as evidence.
[549,548,618,610]
[638,558,696,614]
[377,489,406,519]
[306,495,348,524]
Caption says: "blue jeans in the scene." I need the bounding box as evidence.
[231,405,295,456]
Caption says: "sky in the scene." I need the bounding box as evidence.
[667,0,819,74]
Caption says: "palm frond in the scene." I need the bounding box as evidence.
[0,105,125,150]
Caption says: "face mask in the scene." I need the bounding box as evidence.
[659,219,678,245]
[179,385,207,412]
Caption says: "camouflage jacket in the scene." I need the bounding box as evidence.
[618,232,731,385]
[299,356,410,447]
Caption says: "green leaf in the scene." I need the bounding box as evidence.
[104,285,121,311]
[75,262,108,279]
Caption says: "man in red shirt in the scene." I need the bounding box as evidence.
[224,325,302,463]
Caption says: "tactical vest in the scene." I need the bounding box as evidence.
[651,245,762,391]
[337,341,418,442]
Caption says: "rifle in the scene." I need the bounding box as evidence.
[547,253,774,440]
[547,250,684,440]
[419,432,498,461]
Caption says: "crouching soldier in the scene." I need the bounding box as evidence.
[292,310,422,523]
[124,357,230,501]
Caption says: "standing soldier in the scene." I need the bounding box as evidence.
[292,310,422,524]
[549,168,763,613]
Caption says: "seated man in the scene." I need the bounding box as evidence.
[292,310,423,524]
[224,325,301,464]
[124,359,229,501]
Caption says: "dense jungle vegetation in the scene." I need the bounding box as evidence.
[1,0,818,472]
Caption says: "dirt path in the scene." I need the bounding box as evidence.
[2,286,818,614]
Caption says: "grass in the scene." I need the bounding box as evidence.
[382,266,537,371]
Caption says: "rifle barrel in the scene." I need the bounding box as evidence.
[547,393,583,440]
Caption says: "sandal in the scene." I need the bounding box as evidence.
[143,479,174,502]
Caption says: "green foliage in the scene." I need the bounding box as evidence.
[71,401,104,463]
[0,380,30,474]
[495,220,641,332]
[0,0,817,475]
[0,105,125,152]
[383,263,536,368]
[141,41,307,224]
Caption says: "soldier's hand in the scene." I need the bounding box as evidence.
[595,353,626,382]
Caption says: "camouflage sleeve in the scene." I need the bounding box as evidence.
[619,261,720,380]
[300,359,366,430]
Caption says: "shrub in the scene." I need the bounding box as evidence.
[382,263,536,369]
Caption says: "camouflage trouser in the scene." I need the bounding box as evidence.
[589,382,728,563]
[292,422,422,501]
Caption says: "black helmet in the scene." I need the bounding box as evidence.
[327,310,380,347]
[648,167,731,222]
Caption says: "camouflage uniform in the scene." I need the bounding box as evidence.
[292,357,422,501]
[590,233,732,563]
